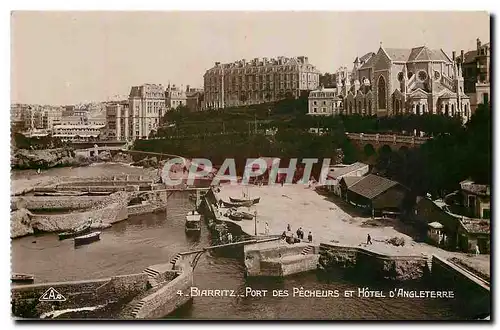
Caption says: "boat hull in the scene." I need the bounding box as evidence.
[59,226,91,240]
[229,197,260,204]
[11,273,35,284]
[74,233,100,246]
[222,200,253,208]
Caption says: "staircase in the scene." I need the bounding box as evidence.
[170,253,182,268]
[143,267,161,289]
[130,300,146,318]
[301,245,314,256]
[423,254,433,272]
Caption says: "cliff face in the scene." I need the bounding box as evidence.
[11,208,34,238]
[11,148,86,170]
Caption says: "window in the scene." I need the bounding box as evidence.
[323,101,326,106]
[418,70,428,81]
[408,71,414,79]
[313,107,318,113]
[377,76,387,109]
[397,72,404,81]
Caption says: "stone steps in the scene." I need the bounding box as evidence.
[301,245,314,255]
[170,254,182,267]
[144,267,161,289]
[130,300,146,318]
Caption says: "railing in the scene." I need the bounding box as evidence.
[440,75,455,92]
[346,132,431,145]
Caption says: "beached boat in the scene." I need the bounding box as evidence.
[59,221,92,240]
[222,200,253,208]
[229,197,260,204]
[11,273,34,284]
[228,211,251,221]
[239,211,255,220]
[186,211,202,233]
[74,232,101,246]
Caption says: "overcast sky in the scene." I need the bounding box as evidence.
[11,11,490,105]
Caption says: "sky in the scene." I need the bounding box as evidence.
[11,11,490,105]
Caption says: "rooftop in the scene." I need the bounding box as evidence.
[328,162,369,180]
[348,174,400,200]
[460,219,490,234]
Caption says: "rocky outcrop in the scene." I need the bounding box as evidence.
[97,150,112,162]
[112,152,133,163]
[131,157,158,168]
[12,148,80,169]
[11,208,34,238]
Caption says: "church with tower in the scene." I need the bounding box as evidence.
[336,44,471,123]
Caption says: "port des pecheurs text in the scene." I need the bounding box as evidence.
[161,157,339,186]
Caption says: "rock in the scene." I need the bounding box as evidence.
[11,148,78,170]
[97,150,112,162]
[131,157,158,168]
[11,208,34,238]
[386,236,405,247]
[112,152,133,163]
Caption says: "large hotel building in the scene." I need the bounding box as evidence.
[203,56,320,109]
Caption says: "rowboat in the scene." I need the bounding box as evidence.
[229,197,260,204]
[227,211,253,221]
[222,200,253,208]
[186,211,201,233]
[11,273,35,284]
[74,232,101,246]
[59,221,92,240]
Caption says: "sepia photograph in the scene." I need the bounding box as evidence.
[9,10,491,320]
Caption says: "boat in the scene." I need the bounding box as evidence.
[222,200,254,208]
[239,211,255,220]
[185,211,202,233]
[227,211,250,221]
[59,220,92,240]
[74,231,101,246]
[229,197,260,204]
[11,273,35,284]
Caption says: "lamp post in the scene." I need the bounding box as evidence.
[254,210,258,236]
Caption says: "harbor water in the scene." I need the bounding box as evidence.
[11,164,467,320]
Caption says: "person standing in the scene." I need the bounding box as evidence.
[367,234,372,245]
[287,224,291,232]
[227,232,233,243]
[308,231,313,243]
[475,244,480,256]
[296,228,301,239]
[265,222,270,235]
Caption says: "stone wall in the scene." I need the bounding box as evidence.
[318,243,428,281]
[12,196,108,211]
[244,241,320,277]
[11,273,148,318]
[431,255,490,318]
[127,203,166,216]
[134,260,194,319]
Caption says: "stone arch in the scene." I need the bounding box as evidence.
[364,143,376,157]
[379,144,393,155]
[377,76,387,110]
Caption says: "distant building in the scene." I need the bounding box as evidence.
[459,180,490,219]
[52,124,104,141]
[186,85,204,112]
[458,38,490,113]
[340,174,409,217]
[204,56,320,109]
[42,107,63,130]
[10,104,28,132]
[104,101,130,141]
[308,87,343,116]
[326,162,370,195]
[341,45,471,122]
[165,84,187,110]
[129,84,166,139]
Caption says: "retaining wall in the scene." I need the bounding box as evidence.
[11,273,148,318]
[318,243,428,281]
[134,260,194,319]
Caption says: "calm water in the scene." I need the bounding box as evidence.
[11,164,466,320]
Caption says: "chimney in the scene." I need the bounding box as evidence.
[460,50,464,63]
[452,51,456,62]
[215,62,220,67]
[477,38,482,51]
[305,56,309,64]
[186,84,190,92]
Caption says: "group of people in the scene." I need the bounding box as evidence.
[281,224,313,244]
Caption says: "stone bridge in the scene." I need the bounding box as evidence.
[346,132,431,153]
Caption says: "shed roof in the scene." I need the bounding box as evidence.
[348,174,399,200]
[327,162,368,179]
[428,221,444,229]
[341,176,364,187]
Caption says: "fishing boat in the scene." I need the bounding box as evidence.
[185,211,202,234]
[229,197,260,204]
[222,200,253,208]
[74,232,101,246]
[227,211,249,221]
[59,220,92,240]
[11,273,35,284]
[239,211,255,220]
